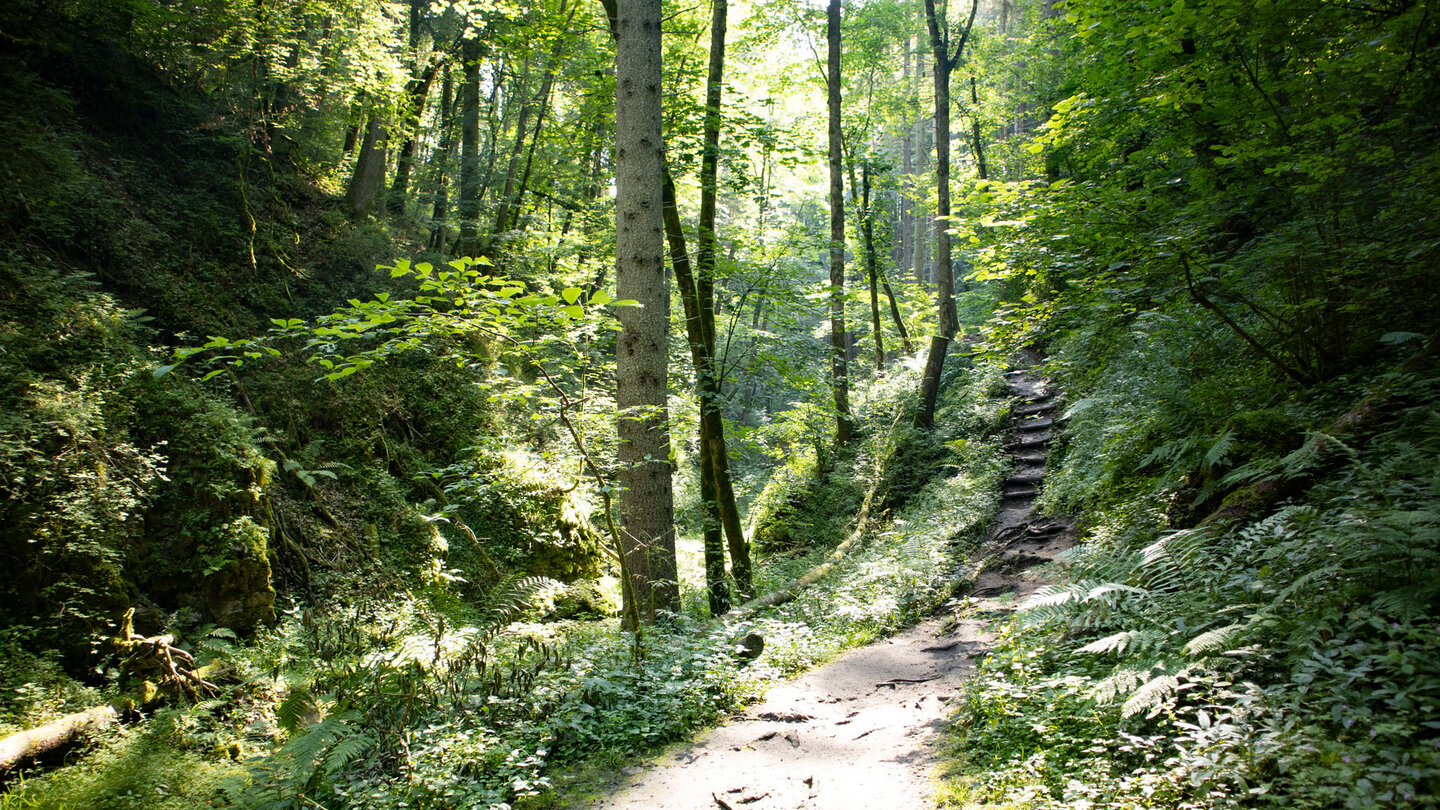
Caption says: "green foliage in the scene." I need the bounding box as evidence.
[944,366,1440,807]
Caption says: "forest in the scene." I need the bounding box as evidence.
[0,0,1437,806]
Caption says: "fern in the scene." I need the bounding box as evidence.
[1121,670,1181,719]
[1089,665,1152,704]
[1076,629,1167,655]
[1203,430,1235,469]
[1182,623,1244,656]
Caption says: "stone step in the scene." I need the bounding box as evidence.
[1014,400,1057,416]
[1005,470,1046,486]
[1003,485,1038,500]
[1007,435,1051,450]
[1012,452,1048,465]
[1014,417,1055,432]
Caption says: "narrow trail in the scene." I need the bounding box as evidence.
[590,368,1074,810]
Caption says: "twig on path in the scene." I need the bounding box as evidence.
[875,676,939,689]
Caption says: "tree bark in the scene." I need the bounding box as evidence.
[879,265,913,355]
[494,3,574,241]
[662,174,730,615]
[456,37,483,257]
[345,116,388,218]
[428,64,456,251]
[615,0,676,624]
[695,0,752,600]
[827,0,854,446]
[916,0,978,428]
[0,706,118,772]
[861,162,884,369]
[387,0,438,215]
[969,75,988,181]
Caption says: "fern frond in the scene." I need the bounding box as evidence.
[1182,623,1244,656]
[1122,671,1180,719]
[1077,630,1161,655]
[1084,582,1148,601]
[1089,665,1151,705]
[323,731,377,773]
[276,689,316,733]
[1024,583,1084,609]
[1203,430,1235,469]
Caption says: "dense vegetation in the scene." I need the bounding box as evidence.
[1,0,1436,807]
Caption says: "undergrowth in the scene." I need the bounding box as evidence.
[940,353,1440,808]
[2,355,1011,810]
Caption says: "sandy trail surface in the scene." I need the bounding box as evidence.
[591,370,1070,810]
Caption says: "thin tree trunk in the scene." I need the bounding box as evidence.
[662,174,730,616]
[494,2,575,239]
[387,0,437,215]
[970,75,988,181]
[879,265,913,355]
[696,0,751,600]
[429,64,455,251]
[862,162,884,369]
[916,0,978,428]
[456,37,482,256]
[615,0,676,624]
[827,0,853,446]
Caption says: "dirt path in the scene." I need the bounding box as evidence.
[590,369,1072,810]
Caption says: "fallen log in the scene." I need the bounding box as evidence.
[0,704,119,772]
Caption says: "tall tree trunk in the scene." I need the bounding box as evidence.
[387,0,436,215]
[429,64,455,251]
[456,37,482,257]
[345,116,388,218]
[826,0,853,446]
[615,0,676,624]
[861,162,884,369]
[695,0,751,600]
[662,175,729,616]
[897,37,914,273]
[916,0,978,428]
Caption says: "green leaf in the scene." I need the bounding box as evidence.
[153,364,176,378]
[562,286,584,304]
[589,289,614,306]
[561,305,584,319]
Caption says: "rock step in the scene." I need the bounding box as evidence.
[1012,452,1048,464]
[1007,435,1051,450]
[1014,400,1057,416]
[1003,485,1038,500]
[1014,417,1055,432]
[1005,471,1046,486]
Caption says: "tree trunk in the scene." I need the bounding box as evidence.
[615,0,676,624]
[456,37,483,257]
[345,116,388,218]
[662,174,730,616]
[916,0,978,428]
[387,0,437,215]
[862,162,884,369]
[494,4,573,241]
[827,0,853,446]
[0,705,118,773]
[969,75,988,181]
[429,64,456,251]
[879,265,913,355]
[696,0,751,600]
